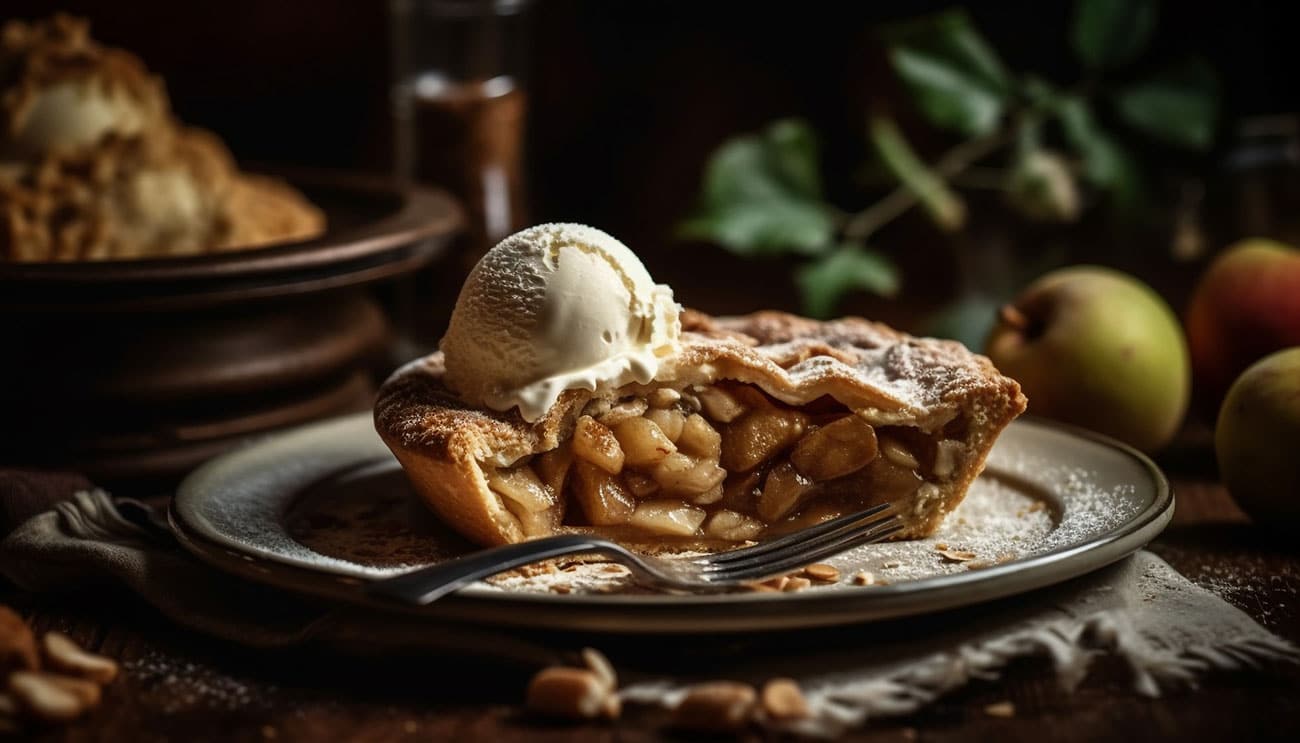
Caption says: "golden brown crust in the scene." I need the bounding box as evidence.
[375,311,1026,547]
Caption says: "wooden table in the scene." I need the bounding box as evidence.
[3,476,1297,742]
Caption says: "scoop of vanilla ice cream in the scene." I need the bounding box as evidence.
[441,223,681,421]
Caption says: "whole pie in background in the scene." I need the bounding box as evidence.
[0,15,324,262]
[376,224,1027,550]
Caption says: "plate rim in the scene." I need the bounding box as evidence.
[0,171,461,284]
[170,414,1173,632]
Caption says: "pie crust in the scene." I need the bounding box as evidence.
[375,310,1026,549]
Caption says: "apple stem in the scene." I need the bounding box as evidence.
[999,304,1030,332]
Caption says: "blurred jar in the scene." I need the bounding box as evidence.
[391,0,531,250]
[387,0,533,355]
[1220,115,1300,247]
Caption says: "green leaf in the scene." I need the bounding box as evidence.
[1054,96,1140,204]
[884,10,1011,136]
[1113,59,1220,150]
[868,114,966,231]
[1071,0,1157,70]
[682,119,835,256]
[795,245,900,319]
[677,200,833,257]
[703,119,823,208]
[764,119,823,199]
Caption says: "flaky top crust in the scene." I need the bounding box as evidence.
[377,310,1024,471]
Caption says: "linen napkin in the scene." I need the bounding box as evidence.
[2,485,1296,737]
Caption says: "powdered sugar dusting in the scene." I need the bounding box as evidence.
[475,467,1128,595]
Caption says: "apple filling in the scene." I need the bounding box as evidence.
[485,382,968,542]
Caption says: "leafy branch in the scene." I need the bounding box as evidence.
[678,0,1219,323]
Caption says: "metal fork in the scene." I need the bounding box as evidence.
[367,503,901,605]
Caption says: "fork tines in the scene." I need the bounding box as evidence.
[692,503,903,583]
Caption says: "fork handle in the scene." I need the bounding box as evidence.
[365,535,618,606]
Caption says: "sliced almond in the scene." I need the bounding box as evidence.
[937,548,978,562]
[673,681,757,732]
[802,563,839,582]
[41,632,119,684]
[783,576,812,592]
[852,570,875,586]
[8,671,100,722]
[580,648,617,693]
[525,667,610,720]
[760,678,809,720]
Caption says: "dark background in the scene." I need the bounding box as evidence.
[6,0,1298,318]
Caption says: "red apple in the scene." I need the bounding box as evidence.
[1185,239,1300,414]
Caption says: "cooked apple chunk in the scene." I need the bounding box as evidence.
[721,408,807,473]
[486,466,554,513]
[612,417,677,467]
[696,385,747,423]
[644,407,686,443]
[790,415,878,481]
[571,460,636,525]
[627,500,706,536]
[757,461,817,522]
[653,453,727,495]
[677,413,722,460]
[573,415,625,474]
[490,382,959,542]
[704,509,765,541]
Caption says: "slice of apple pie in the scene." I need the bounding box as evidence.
[376,308,1026,549]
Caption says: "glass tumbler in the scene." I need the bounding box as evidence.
[390,0,532,253]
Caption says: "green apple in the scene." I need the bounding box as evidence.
[984,266,1190,452]
[1215,347,1300,524]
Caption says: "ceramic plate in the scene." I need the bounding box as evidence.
[170,413,1172,633]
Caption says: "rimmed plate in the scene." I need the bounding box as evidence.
[170,413,1172,633]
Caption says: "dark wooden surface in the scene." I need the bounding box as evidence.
[3,476,1298,742]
